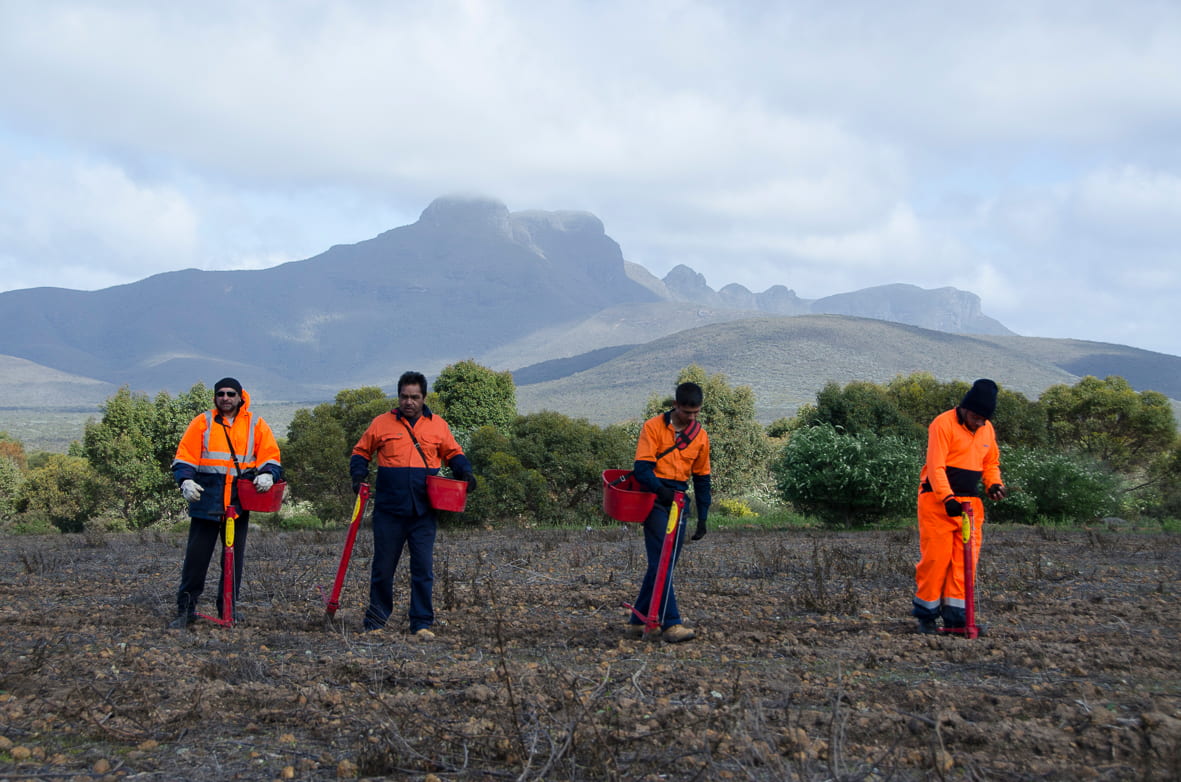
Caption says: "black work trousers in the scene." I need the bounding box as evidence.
[175,512,250,618]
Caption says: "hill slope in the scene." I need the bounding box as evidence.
[0,197,657,399]
[0,195,1024,400]
[513,315,1179,424]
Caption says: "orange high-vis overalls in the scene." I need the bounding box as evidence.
[914,408,1002,615]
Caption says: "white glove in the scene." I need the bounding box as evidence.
[180,479,203,502]
[253,473,274,492]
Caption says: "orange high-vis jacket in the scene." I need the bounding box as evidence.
[172,389,282,518]
[919,408,1002,501]
[634,413,711,484]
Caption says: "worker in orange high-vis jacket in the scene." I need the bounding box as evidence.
[625,381,712,644]
[913,378,1007,634]
[350,371,476,639]
[168,378,283,629]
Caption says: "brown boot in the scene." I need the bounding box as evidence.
[661,624,695,643]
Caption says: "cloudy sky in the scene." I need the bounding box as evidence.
[3,1,1181,356]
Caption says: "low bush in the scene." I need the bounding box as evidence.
[715,498,758,518]
[772,425,923,527]
[987,446,1122,524]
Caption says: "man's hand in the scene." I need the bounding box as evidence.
[352,478,364,495]
[181,479,203,503]
[944,496,963,517]
[987,483,1007,501]
[253,473,274,492]
[465,474,478,493]
[655,485,675,506]
[691,520,707,541]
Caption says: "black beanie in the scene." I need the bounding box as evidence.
[960,379,998,420]
[213,377,243,396]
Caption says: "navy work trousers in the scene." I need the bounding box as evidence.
[629,501,686,630]
[176,512,249,618]
[364,507,437,631]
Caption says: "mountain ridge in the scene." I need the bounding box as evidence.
[0,195,1175,431]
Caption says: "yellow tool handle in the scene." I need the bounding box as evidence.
[225,515,235,547]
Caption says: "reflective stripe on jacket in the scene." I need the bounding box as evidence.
[350,406,471,516]
[172,389,283,519]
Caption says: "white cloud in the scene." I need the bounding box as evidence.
[0,154,198,289]
[0,1,1180,355]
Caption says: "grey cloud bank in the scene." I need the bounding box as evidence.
[1,1,1179,356]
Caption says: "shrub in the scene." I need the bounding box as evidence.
[988,446,1122,524]
[715,498,758,518]
[463,451,553,525]
[0,454,22,522]
[19,454,107,533]
[772,425,923,526]
[8,512,60,535]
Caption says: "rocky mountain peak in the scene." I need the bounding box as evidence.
[417,195,513,238]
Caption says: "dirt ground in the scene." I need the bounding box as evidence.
[1,520,1179,781]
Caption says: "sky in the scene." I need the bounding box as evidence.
[3,1,1181,357]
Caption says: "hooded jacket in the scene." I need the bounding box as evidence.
[172,389,283,519]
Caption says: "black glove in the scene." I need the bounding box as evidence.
[691,520,707,541]
[655,485,675,506]
[987,483,1007,501]
[944,496,963,517]
[352,477,364,494]
[465,474,478,494]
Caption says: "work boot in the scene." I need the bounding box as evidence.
[916,617,938,635]
[623,623,645,640]
[413,628,435,641]
[168,613,196,630]
[661,624,695,643]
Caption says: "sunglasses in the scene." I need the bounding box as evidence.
[215,391,239,398]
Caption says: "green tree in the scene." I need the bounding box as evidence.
[772,424,923,526]
[18,453,107,533]
[283,387,392,523]
[883,372,1048,447]
[765,417,793,440]
[465,412,633,524]
[1147,440,1181,519]
[430,360,516,434]
[796,380,923,440]
[884,373,966,433]
[80,385,210,528]
[644,365,773,497]
[992,387,1049,449]
[0,455,22,523]
[1041,375,1177,471]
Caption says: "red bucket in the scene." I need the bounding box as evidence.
[237,479,286,513]
[426,474,468,512]
[602,469,655,523]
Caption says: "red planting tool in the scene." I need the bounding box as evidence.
[195,506,238,627]
[940,501,980,639]
[622,491,685,634]
[321,483,370,618]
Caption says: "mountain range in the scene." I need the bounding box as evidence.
[1,195,1178,430]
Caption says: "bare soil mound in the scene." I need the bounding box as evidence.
[1,523,1179,780]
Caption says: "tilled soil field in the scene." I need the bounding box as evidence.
[1,522,1179,781]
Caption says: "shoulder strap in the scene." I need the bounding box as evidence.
[399,416,430,468]
[217,417,243,477]
[655,413,701,460]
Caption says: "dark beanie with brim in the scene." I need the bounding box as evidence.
[214,377,243,395]
[960,378,998,420]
